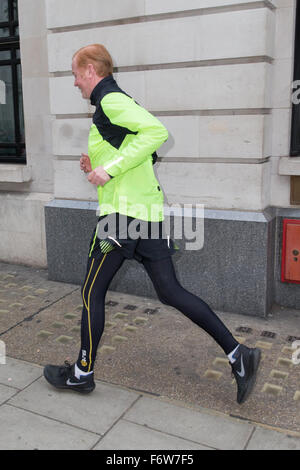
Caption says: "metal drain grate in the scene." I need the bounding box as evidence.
[286,335,300,343]
[124,304,137,311]
[144,308,158,315]
[105,301,118,306]
[261,331,276,339]
[236,326,253,334]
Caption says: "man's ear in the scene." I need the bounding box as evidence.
[87,63,95,78]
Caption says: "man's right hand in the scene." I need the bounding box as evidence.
[80,153,92,173]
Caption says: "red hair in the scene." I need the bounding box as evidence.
[73,44,113,77]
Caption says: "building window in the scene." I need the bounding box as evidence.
[0,0,25,164]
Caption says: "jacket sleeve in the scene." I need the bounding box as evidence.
[100,92,168,177]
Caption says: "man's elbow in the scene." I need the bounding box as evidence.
[159,126,168,144]
[163,127,169,142]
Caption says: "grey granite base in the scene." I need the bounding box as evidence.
[44,200,300,318]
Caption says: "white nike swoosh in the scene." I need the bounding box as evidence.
[66,379,87,386]
[237,355,245,377]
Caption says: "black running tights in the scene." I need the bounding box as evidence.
[77,251,238,372]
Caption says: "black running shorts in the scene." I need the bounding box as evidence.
[88,213,177,262]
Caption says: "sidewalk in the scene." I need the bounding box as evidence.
[0,356,298,450]
[0,261,299,450]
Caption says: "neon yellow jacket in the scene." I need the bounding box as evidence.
[88,75,168,222]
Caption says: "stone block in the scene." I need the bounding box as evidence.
[49,63,270,115]
[145,0,274,16]
[53,160,96,200]
[156,161,270,210]
[51,114,270,161]
[46,0,145,29]
[0,192,52,267]
[48,9,273,72]
[144,63,271,111]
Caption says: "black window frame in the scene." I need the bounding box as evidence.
[0,0,25,164]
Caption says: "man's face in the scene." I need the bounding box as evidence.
[72,58,92,99]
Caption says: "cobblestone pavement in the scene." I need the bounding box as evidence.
[0,261,299,436]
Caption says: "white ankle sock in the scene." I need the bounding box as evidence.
[227,345,240,364]
[75,363,93,379]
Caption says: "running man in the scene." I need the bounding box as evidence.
[43,44,261,404]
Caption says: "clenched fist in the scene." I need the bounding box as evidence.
[80,153,92,173]
[80,153,111,186]
[88,165,111,187]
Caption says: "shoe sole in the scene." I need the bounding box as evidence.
[238,348,261,404]
[43,368,95,394]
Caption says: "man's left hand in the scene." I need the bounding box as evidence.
[88,166,111,186]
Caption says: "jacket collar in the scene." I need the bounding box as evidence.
[90,75,115,106]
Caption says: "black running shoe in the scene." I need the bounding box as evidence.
[231,345,261,404]
[43,361,95,394]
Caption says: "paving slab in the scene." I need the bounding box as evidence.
[123,396,254,450]
[94,419,210,450]
[247,427,300,450]
[0,404,100,450]
[0,357,42,389]
[7,376,139,435]
[0,383,18,404]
